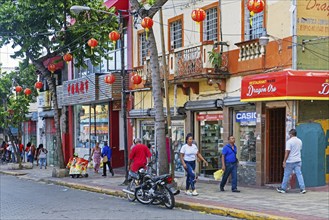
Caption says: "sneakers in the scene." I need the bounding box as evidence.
[232,189,240,193]
[300,189,307,194]
[191,190,199,196]
[220,187,225,192]
[185,190,192,196]
[276,187,286,193]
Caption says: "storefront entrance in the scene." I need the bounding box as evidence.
[266,107,286,183]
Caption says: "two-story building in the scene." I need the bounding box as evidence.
[130,0,328,187]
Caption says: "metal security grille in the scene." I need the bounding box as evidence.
[244,2,264,40]
[203,7,218,41]
[170,20,182,49]
[139,32,147,66]
[267,108,286,183]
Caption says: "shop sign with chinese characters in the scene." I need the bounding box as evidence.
[62,74,96,105]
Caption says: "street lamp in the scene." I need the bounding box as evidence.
[70,5,129,184]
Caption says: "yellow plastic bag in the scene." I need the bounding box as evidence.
[213,169,224,180]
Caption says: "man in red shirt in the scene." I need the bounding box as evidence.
[128,138,152,172]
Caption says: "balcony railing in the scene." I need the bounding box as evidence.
[235,39,263,61]
[135,41,229,84]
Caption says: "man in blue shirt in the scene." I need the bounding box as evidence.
[101,141,114,177]
[220,136,240,192]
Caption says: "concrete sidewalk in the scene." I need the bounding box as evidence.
[1,163,328,220]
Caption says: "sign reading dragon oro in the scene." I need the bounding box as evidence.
[241,70,329,102]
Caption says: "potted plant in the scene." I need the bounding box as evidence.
[208,49,222,71]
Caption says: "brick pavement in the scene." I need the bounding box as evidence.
[1,163,328,220]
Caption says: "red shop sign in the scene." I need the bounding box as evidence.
[241,70,329,102]
[197,114,223,121]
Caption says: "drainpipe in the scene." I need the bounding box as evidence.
[292,0,297,128]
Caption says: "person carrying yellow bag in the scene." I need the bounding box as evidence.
[213,169,224,180]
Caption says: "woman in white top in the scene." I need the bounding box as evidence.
[180,133,208,196]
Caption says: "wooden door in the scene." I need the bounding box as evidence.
[266,108,286,183]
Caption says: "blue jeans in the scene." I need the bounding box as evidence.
[281,161,305,190]
[184,160,196,191]
[220,162,238,191]
[39,158,46,168]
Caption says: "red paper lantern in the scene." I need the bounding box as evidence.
[24,88,32,96]
[132,74,142,85]
[48,63,56,73]
[15,86,23,93]
[247,0,264,15]
[253,0,265,13]
[63,53,73,63]
[35,81,43,90]
[88,38,98,49]
[104,74,116,85]
[191,8,206,23]
[109,31,120,47]
[141,17,154,40]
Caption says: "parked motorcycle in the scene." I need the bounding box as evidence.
[122,168,148,202]
[134,173,176,209]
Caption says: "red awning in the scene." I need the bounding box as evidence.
[104,0,129,11]
[241,70,329,102]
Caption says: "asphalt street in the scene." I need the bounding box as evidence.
[0,174,237,220]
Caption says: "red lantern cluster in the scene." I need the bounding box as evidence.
[24,88,32,96]
[15,86,23,93]
[131,74,142,85]
[191,8,206,23]
[48,63,56,73]
[35,81,43,90]
[63,53,73,63]
[109,31,120,47]
[141,17,154,40]
[104,74,116,85]
[247,0,265,16]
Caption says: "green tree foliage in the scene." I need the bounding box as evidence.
[0,0,119,168]
[0,89,34,168]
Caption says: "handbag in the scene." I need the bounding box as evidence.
[103,155,108,163]
[213,169,224,180]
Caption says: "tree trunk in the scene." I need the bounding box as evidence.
[148,30,168,174]
[33,60,65,169]
[6,128,22,169]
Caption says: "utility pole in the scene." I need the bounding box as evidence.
[119,10,129,184]
[159,8,174,177]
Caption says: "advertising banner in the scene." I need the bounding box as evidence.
[241,70,329,101]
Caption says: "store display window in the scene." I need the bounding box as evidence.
[198,113,224,176]
[140,120,185,172]
[74,104,109,150]
[235,111,256,162]
[171,121,185,172]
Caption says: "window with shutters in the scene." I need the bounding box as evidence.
[203,7,218,41]
[138,31,147,66]
[244,1,264,40]
[169,15,183,50]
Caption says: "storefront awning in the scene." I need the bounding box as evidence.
[241,70,329,102]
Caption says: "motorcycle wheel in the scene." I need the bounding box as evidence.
[135,187,153,205]
[127,180,137,202]
[163,186,175,209]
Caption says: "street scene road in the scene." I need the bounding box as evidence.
[0,174,237,220]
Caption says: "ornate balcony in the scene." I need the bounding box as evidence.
[133,41,231,93]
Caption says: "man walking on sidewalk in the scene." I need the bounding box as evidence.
[220,136,240,193]
[277,129,306,194]
[101,141,114,177]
